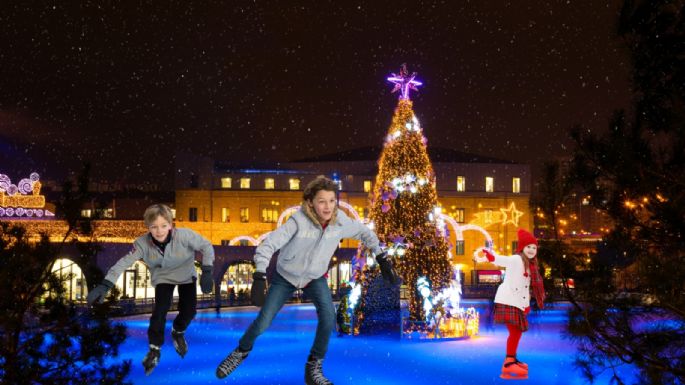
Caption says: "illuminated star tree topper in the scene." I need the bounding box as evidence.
[387,63,422,100]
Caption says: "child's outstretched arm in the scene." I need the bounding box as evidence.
[253,217,298,273]
[88,242,144,305]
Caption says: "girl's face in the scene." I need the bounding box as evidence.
[308,190,337,224]
[522,244,538,259]
[149,215,172,242]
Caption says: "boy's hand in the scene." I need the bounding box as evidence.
[376,252,399,285]
[86,279,114,305]
[200,266,213,294]
[251,272,268,307]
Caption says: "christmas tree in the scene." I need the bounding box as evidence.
[357,64,453,326]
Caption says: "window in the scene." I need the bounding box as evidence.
[260,201,279,223]
[512,241,519,253]
[171,209,177,219]
[221,208,230,223]
[484,209,493,224]
[221,177,232,188]
[81,209,92,218]
[240,207,249,223]
[289,178,300,190]
[454,208,465,223]
[485,177,494,192]
[261,207,278,223]
[455,240,465,255]
[189,207,198,222]
[512,177,521,193]
[240,178,251,189]
[456,176,466,192]
[264,178,275,190]
[363,180,372,193]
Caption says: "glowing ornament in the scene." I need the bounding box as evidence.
[387,63,422,100]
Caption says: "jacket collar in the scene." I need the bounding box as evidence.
[300,202,339,228]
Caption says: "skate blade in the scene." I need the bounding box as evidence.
[143,360,159,376]
[500,373,528,380]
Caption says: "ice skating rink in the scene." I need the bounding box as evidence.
[117,300,637,384]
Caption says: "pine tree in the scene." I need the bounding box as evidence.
[362,65,453,323]
[567,1,685,383]
[0,166,131,385]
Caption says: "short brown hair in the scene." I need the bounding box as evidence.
[143,204,174,226]
[303,175,338,201]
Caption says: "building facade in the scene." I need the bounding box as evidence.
[174,148,534,286]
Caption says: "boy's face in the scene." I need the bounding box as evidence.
[308,190,336,224]
[149,215,172,242]
[522,244,537,259]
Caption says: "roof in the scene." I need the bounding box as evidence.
[291,146,517,164]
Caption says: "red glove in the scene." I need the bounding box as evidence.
[483,248,496,262]
[524,306,531,315]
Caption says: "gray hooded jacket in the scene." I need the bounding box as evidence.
[254,204,382,288]
[104,227,214,287]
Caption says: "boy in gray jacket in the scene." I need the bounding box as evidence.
[87,204,215,375]
[215,176,397,385]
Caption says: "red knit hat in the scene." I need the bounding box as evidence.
[516,229,538,253]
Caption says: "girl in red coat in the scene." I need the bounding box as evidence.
[474,229,545,380]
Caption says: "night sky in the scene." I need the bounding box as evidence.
[0,1,633,189]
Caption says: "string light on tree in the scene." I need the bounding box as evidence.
[352,64,477,337]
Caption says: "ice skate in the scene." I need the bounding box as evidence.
[171,328,188,358]
[305,355,334,385]
[142,345,161,376]
[216,348,249,379]
[500,356,528,380]
[513,356,528,370]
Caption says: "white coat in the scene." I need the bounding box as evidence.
[491,254,531,311]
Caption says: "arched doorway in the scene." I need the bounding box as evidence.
[51,258,86,301]
[116,260,154,300]
[221,261,255,305]
[327,258,352,298]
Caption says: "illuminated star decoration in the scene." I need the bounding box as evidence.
[500,202,524,226]
[387,63,422,100]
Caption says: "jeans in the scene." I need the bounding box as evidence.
[239,272,335,359]
[148,279,197,347]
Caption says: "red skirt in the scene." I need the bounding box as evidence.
[493,303,529,332]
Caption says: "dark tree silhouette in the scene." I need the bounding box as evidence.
[567,1,685,383]
[0,166,131,385]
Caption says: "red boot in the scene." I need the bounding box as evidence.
[500,356,528,380]
[513,356,528,370]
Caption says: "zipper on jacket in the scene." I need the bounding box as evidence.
[301,224,327,288]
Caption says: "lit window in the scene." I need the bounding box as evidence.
[81,209,92,218]
[221,208,230,223]
[261,207,278,223]
[240,207,249,223]
[264,178,275,190]
[456,176,466,192]
[484,209,493,224]
[454,208,465,223]
[289,178,300,190]
[363,180,372,193]
[171,209,177,219]
[240,178,251,189]
[221,177,232,188]
[455,241,465,255]
[512,177,521,193]
[485,177,494,192]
